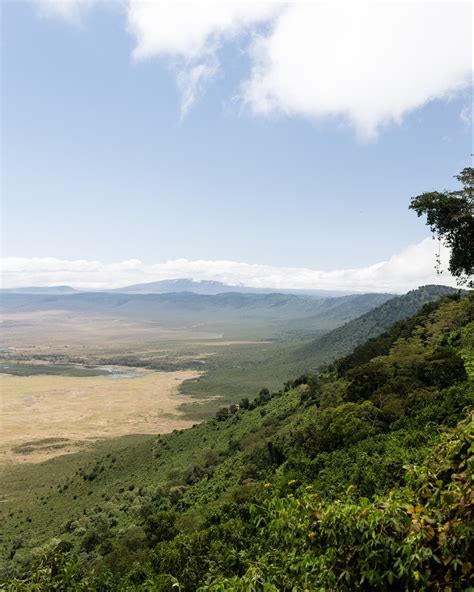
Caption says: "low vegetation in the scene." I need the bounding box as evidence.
[1,291,472,590]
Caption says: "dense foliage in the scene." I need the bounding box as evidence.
[2,293,473,591]
[410,167,474,286]
[299,284,460,368]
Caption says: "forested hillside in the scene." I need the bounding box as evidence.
[298,284,460,368]
[201,284,464,400]
[2,291,472,591]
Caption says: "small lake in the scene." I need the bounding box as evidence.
[0,361,145,378]
[100,366,144,379]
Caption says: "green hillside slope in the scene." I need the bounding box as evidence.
[184,285,463,405]
[2,291,472,591]
[297,284,461,367]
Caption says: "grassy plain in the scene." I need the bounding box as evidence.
[0,369,204,465]
[0,309,291,466]
[2,288,454,463]
[3,290,396,470]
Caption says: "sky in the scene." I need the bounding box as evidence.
[1,0,472,292]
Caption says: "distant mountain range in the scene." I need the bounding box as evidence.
[0,279,354,297]
[0,285,78,295]
[0,289,394,340]
[1,283,460,349]
[0,290,392,320]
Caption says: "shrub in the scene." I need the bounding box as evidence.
[292,401,384,457]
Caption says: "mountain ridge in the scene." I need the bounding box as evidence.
[0,290,393,324]
[0,278,377,297]
[299,283,462,369]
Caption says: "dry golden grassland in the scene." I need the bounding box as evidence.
[0,311,230,466]
[0,369,204,465]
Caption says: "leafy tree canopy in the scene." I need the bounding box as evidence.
[409,167,473,286]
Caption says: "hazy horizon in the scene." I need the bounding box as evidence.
[0,235,459,293]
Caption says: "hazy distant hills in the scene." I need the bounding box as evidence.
[112,279,235,295]
[107,278,355,297]
[0,285,78,295]
[0,278,354,297]
[224,284,466,385]
[2,284,459,346]
[0,290,394,338]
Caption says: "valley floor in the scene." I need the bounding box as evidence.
[0,308,298,467]
[0,369,203,465]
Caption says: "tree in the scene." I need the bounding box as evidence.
[291,401,383,457]
[215,407,230,421]
[144,511,177,545]
[409,167,473,286]
[239,397,250,410]
[256,387,271,406]
[345,359,391,403]
[415,345,467,389]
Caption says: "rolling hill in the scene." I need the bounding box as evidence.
[0,290,393,338]
[178,285,462,404]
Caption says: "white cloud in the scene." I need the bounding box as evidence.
[37,0,100,24]
[460,102,472,127]
[177,60,219,117]
[35,0,472,137]
[127,2,279,61]
[0,238,458,293]
[126,1,280,114]
[242,2,473,139]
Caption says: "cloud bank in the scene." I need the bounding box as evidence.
[242,2,472,139]
[1,238,457,293]
[36,0,472,138]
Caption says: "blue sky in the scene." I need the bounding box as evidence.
[1,1,472,291]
